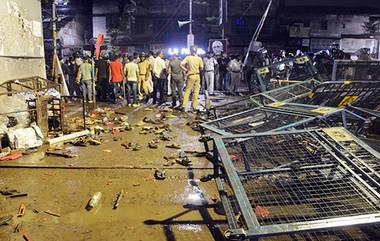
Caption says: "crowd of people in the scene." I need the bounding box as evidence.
[60,46,245,113]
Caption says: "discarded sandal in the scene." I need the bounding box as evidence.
[176,156,192,166]
[166,144,181,149]
[154,169,166,180]
[148,142,158,149]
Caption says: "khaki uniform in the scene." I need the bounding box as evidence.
[138,60,150,97]
[181,55,204,110]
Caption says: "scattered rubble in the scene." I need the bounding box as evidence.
[46,148,78,158]
[0,215,13,226]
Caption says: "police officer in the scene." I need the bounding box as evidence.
[180,45,204,112]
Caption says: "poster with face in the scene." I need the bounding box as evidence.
[209,39,227,56]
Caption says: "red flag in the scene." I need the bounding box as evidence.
[95,34,104,59]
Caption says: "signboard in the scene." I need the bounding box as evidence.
[209,39,227,56]
[150,44,165,53]
[289,26,310,38]
[340,38,378,54]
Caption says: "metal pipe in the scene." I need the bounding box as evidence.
[189,0,192,34]
[52,1,58,83]
[243,0,273,66]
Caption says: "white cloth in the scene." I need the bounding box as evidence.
[203,57,218,71]
[204,71,215,95]
[153,56,166,79]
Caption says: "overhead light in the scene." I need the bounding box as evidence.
[168,47,206,55]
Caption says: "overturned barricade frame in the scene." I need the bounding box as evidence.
[201,102,366,137]
[210,128,380,240]
[254,56,319,92]
[208,79,320,119]
[307,81,380,110]
[332,60,380,81]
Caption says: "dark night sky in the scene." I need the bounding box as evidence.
[284,0,379,6]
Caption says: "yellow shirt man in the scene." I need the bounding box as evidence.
[180,54,204,111]
[138,59,150,96]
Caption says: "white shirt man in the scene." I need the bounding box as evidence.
[203,53,218,95]
[152,51,167,105]
[153,54,166,79]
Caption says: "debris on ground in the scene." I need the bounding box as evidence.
[43,210,61,217]
[86,192,102,211]
[199,135,212,143]
[186,120,203,132]
[0,188,27,198]
[154,169,166,180]
[255,205,270,218]
[122,142,141,151]
[7,124,44,149]
[0,215,13,226]
[113,136,122,142]
[48,130,90,145]
[160,131,172,141]
[0,147,11,158]
[17,204,26,217]
[0,151,23,161]
[23,233,32,241]
[46,149,78,158]
[176,156,192,166]
[148,141,158,149]
[166,143,181,149]
[184,150,206,157]
[14,222,23,233]
[69,136,102,146]
[113,190,123,209]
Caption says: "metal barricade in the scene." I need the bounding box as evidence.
[332,60,380,81]
[209,79,319,119]
[211,128,380,240]
[308,81,380,110]
[254,56,319,92]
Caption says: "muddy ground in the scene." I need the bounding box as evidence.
[1,103,380,241]
[0,104,227,241]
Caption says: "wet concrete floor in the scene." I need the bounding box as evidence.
[0,104,226,241]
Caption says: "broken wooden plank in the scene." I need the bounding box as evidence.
[48,130,89,145]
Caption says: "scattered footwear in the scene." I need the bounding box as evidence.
[166,143,181,149]
[154,169,166,180]
[199,135,212,143]
[142,126,153,131]
[122,142,141,151]
[176,156,192,166]
[160,132,171,141]
[0,215,13,226]
[148,141,158,149]
[132,145,141,151]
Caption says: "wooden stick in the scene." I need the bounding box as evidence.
[48,130,89,145]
